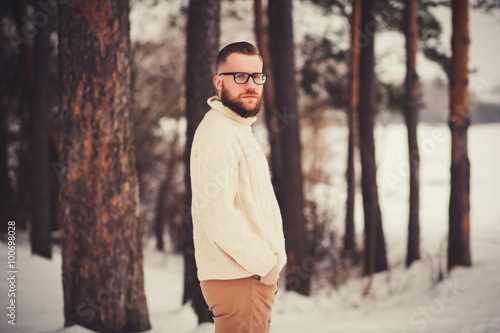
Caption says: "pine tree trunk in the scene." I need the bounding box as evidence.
[359,0,388,275]
[254,0,283,195]
[58,1,150,331]
[404,0,421,268]
[12,0,32,231]
[448,0,472,270]
[344,0,361,259]
[268,0,310,295]
[0,19,10,233]
[30,1,52,258]
[183,0,220,323]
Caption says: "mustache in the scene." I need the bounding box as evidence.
[240,91,259,97]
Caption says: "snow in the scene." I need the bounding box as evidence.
[1,122,499,333]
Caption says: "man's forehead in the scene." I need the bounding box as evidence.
[219,53,263,72]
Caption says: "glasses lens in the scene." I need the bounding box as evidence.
[253,74,267,84]
[234,73,249,84]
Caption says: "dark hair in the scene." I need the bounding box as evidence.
[216,42,262,70]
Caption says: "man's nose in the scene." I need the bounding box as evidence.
[244,78,257,90]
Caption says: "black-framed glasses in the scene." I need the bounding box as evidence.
[219,72,268,85]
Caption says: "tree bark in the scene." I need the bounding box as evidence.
[404,0,421,268]
[359,0,388,275]
[254,0,283,194]
[58,1,150,331]
[11,0,32,231]
[343,0,361,259]
[0,14,11,233]
[448,0,472,270]
[30,1,52,258]
[268,0,310,295]
[183,0,220,323]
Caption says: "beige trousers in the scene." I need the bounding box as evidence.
[200,275,279,333]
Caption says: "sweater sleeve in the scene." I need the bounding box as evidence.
[191,139,277,277]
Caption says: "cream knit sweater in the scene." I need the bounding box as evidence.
[190,96,287,281]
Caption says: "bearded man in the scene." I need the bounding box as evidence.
[189,41,287,333]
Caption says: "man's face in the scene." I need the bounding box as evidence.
[214,53,264,118]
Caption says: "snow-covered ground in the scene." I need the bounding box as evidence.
[1,122,499,333]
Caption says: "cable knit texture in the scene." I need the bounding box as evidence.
[190,96,287,281]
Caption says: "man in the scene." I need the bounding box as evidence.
[190,41,287,333]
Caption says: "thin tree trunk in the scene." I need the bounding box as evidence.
[359,0,388,275]
[448,0,472,270]
[404,0,420,268]
[343,0,361,259]
[268,0,310,295]
[30,1,52,258]
[155,131,180,252]
[58,1,150,331]
[183,0,220,323]
[155,179,166,252]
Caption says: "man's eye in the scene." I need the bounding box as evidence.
[235,73,247,79]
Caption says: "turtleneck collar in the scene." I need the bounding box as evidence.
[207,96,257,126]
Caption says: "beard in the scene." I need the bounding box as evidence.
[220,85,263,118]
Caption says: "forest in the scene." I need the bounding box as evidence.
[1,0,499,332]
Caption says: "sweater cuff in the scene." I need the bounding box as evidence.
[255,252,278,277]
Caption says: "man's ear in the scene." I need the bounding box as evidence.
[213,75,222,91]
